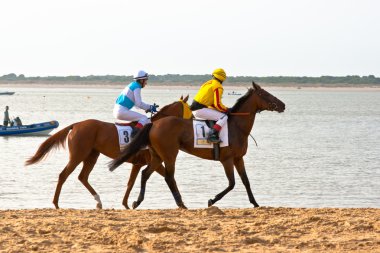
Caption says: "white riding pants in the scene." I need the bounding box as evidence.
[113,104,151,125]
[193,108,228,128]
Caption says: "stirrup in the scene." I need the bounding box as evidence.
[208,136,221,144]
[207,131,221,144]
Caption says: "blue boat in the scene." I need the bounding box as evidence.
[228,91,242,95]
[0,91,15,95]
[0,120,59,136]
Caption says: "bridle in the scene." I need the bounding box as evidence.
[254,89,279,112]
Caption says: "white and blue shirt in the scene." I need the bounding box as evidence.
[115,81,151,111]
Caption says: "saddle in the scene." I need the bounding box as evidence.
[192,119,229,161]
[115,121,137,127]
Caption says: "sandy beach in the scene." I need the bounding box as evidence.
[0,207,378,252]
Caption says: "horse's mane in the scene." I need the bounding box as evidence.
[230,88,254,112]
[150,101,177,121]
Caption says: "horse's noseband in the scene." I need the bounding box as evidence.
[269,102,278,111]
[255,90,278,111]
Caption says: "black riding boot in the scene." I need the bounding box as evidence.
[131,127,141,138]
[207,128,220,143]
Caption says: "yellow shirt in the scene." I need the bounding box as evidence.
[193,79,228,112]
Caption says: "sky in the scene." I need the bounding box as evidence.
[0,0,379,77]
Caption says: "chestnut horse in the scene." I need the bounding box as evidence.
[25,95,191,209]
[110,82,285,209]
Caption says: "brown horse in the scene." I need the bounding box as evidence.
[25,95,191,209]
[110,82,285,209]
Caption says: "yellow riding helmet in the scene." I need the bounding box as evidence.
[212,68,227,81]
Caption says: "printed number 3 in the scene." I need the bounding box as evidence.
[123,131,130,143]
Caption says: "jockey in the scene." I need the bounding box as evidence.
[190,68,230,143]
[113,70,158,137]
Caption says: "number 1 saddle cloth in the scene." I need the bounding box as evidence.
[193,120,229,148]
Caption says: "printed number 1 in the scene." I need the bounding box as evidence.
[201,126,205,138]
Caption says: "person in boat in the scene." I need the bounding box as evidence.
[14,116,22,126]
[190,68,230,143]
[3,106,10,127]
[113,70,159,137]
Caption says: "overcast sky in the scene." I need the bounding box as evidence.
[0,0,379,77]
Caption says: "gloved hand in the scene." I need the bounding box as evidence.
[147,104,159,113]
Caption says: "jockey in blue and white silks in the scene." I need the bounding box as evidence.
[113,70,158,136]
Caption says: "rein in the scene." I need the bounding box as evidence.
[229,112,250,116]
[230,89,262,146]
[249,133,258,147]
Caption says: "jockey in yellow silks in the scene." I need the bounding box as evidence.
[190,68,230,143]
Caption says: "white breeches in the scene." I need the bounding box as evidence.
[193,108,228,127]
[113,104,151,125]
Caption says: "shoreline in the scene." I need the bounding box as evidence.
[1,82,380,91]
[1,207,379,252]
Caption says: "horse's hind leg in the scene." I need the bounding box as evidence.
[208,159,235,207]
[53,159,82,209]
[152,145,186,209]
[234,157,259,207]
[78,150,101,209]
[163,159,187,209]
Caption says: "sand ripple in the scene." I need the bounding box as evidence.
[0,207,379,252]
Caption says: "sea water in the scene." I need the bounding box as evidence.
[0,85,379,209]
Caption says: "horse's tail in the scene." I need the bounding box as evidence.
[109,123,153,171]
[25,124,74,166]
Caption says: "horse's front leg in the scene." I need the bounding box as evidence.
[208,158,235,207]
[122,164,143,209]
[132,164,154,209]
[234,157,259,207]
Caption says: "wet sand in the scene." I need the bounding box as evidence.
[1,207,379,252]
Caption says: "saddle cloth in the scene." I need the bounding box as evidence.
[115,124,134,150]
[193,120,229,148]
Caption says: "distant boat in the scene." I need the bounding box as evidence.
[0,92,15,95]
[0,121,59,136]
[228,91,242,95]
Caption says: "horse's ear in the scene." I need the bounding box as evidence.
[183,95,189,103]
[180,95,183,100]
[252,81,261,90]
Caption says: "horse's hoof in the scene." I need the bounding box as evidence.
[53,203,59,209]
[123,205,130,210]
[208,199,213,207]
[96,203,103,209]
[132,201,139,209]
[179,203,188,209]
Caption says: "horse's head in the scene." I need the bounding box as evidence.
[230,82,285,114]
[151,95,192,121]
[252,82,285,113]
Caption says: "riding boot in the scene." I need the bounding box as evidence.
[131,126,141,138]
[207,128,221,143]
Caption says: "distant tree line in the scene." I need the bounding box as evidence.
[1,73,379,86]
